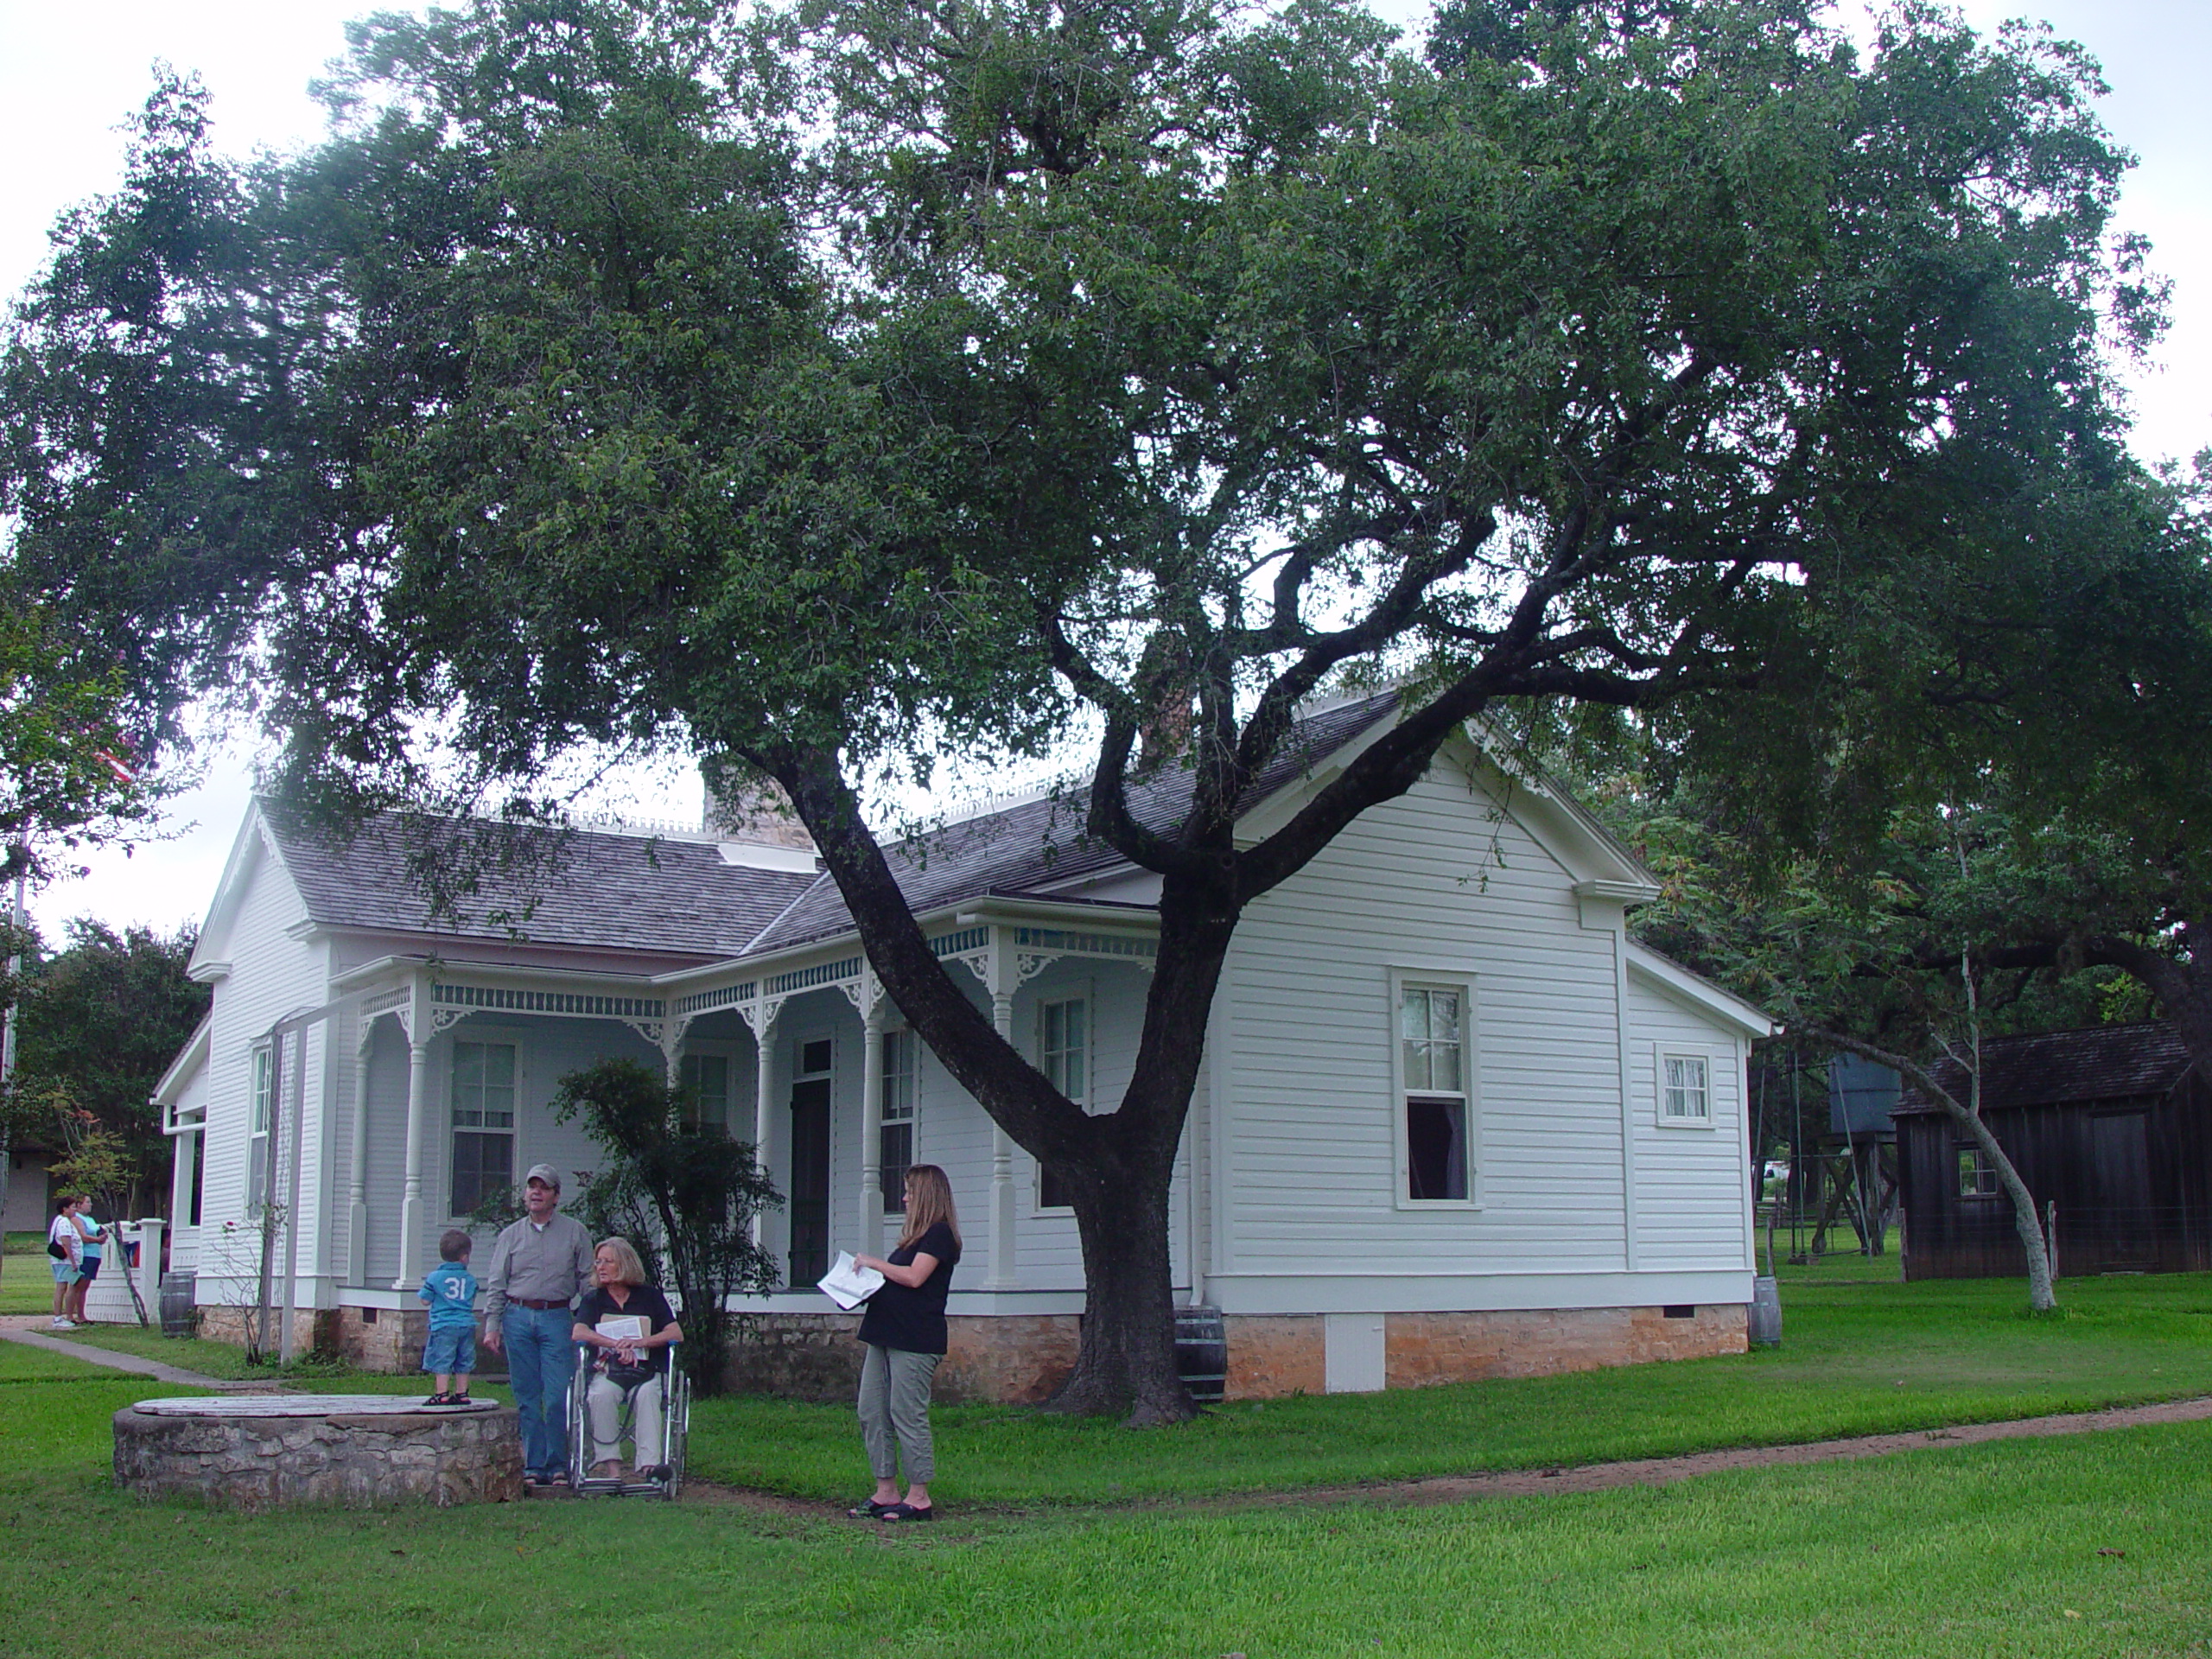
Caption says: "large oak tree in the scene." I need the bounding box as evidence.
[0,0,2165,1416]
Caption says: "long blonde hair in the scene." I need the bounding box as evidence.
[896,1164,961,1252]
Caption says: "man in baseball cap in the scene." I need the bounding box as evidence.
[480,1163,594,1485]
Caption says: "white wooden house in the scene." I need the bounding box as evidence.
[156,696,1771,1399]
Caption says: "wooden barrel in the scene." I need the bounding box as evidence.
[158,1272,197,1339]
[1173,1305,1227,1405]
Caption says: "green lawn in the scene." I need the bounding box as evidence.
[0,1335,2207,1656]
[690,1269,2212,1505]
[1,1233,61,1315]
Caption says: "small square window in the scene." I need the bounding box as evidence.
[1957,1147,2000,1198]
[1662,1054,1711,1122]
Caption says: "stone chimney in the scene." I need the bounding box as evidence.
[702,766,817,853]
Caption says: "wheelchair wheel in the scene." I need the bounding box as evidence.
[565,1344,593,1491]
[661,1353,690,1501]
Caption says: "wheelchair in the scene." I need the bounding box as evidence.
[566,1338,690,1499]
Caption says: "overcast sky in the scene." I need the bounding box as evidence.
[2,0,2205,943]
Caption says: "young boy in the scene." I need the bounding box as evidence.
[417,1229,480,1406]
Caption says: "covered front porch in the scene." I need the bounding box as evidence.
[183,899,1179,1375]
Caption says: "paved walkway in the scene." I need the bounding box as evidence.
[0,1316,283,1390]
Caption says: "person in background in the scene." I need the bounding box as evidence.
[480,1163,594,1487]
[67,1195,106,1326]
[847,1164,962,1522]
[418,1228,480,1407]
[46,1196,81,1330]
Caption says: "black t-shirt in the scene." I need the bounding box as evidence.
[855,1221,961,1355]
[574,1283,679,1376]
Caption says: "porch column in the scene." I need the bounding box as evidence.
[392,1033,432,1289]
[860,992,887,1255]
[346,1019,372,1286]
[984,976,1019,1292]
[751,1004,785,1277]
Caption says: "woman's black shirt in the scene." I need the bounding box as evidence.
[575,1282,678,1376]
[855,1222,960,1355]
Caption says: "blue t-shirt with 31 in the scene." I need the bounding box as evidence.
[418,1262,480,1332]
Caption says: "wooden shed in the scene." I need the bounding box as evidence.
[1895,1022,2212,1280]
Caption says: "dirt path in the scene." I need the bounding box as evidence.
[681,1394,2212,1521]
[17,1317,2209,1518]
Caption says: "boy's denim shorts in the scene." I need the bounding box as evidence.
[423,1326,476,1376]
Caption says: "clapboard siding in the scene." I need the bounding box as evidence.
[1626,974,1752,1271]
[1222,759,1633,1274]
[199,831,324,1297]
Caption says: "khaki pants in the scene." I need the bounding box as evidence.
[857,1344,941,1484]
[586,1370,664,1465]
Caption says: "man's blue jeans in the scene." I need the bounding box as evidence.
[502,1304,575,1477]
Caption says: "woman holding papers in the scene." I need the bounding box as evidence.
[847,1165,962,1522]
[572,1236,683,1481]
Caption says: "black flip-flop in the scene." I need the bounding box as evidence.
[879,1502,935,1522]
[847,1499,896,1518]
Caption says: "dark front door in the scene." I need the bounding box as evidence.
[2086,1109,2154,1271]
[788,1060,833,1287]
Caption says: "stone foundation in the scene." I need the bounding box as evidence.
[721,1313,1082,1403]
[192,1306,441,1375]
[193,1304,344,1359]
[717,1303,1744,1402]
[334,1305,431,1373]
[194,1298,1747,1401]
[1224,1314,1327,1398]
[113,1398,524,1510]
[1223,1304,1748,1399]
[1384,1304,1746,1389]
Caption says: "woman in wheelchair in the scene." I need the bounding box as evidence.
[571,1237,683,1482]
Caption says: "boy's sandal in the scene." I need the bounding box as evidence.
[847,1499,896,1518]
[879,1502,935,1522]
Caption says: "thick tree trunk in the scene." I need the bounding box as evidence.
[763,741,1237,1422]
[1046,1147,1191,1422]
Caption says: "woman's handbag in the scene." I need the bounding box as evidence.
[47,1239,67,1260]
[601,1355,656,1389]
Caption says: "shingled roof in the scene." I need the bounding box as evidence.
[257,691,1405,963]
[261,807,817,960]
[1897,1021,2196,1114]
[743,692,1402,953]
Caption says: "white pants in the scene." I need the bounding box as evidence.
[585,1370,664,1465]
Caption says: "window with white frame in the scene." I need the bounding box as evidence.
[1659,1052,1713,1124]
[880,1027,917,1212]
[680,1051,733,1133]
[1036,995,1087,1210]
[246,1044,272,1213]
[1400,982,1471,1201]
[449,1040,518,1216]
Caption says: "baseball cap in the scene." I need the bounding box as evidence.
[524,1163,561,1190]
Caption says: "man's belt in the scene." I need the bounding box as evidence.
[507,1296,570,1310]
